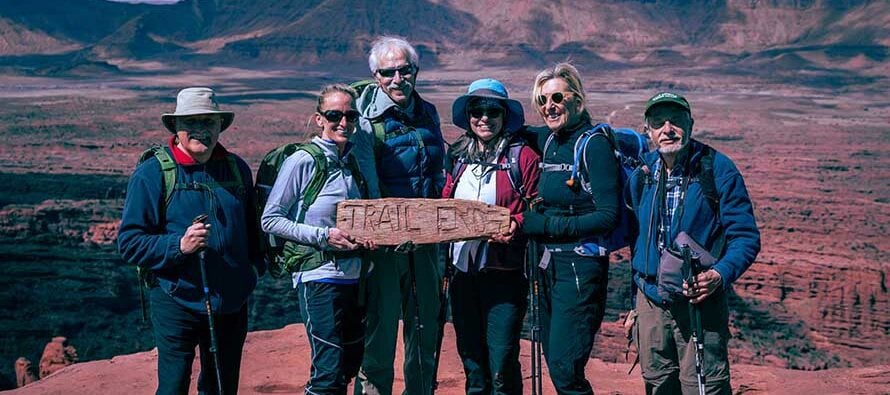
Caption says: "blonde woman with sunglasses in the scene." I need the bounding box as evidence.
[520,63,622,394]
[261,84,377,394]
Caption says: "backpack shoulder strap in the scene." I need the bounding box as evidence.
[505,139,526,196]
[296,143,328,223]
[346,153,369,199]
[698,145,719,213]
[371,119,387,157]
[138,145,177,209]
[447,157,469,199]
[698,144,726,258]
[570,124,610,191]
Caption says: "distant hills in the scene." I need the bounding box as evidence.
[0,0,887,77]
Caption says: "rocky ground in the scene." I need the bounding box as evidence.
[8,323,890,395]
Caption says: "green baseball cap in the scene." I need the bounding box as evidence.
[644,92,691,116]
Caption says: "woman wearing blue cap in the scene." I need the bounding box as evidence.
[442,78,541,394]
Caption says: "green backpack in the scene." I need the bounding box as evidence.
[255,142,367,278]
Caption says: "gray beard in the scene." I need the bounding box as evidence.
[658,144,684,155]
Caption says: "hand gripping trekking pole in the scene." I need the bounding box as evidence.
[682,245,706,395]
[396,241,427,392]
[528,238,543,395]
[195,214,225,395]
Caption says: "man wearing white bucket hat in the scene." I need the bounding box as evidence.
[119,87,263,395]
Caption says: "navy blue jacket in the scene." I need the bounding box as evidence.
[357,85,445,198]
[118,142,262,314]
[627,140,760,304]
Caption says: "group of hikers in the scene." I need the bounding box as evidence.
[118,35,761,395]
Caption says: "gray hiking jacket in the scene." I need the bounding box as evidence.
[260,137,363,284]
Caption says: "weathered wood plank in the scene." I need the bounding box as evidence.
[336,198,511,246]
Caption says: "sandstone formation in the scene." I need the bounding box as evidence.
[14,358,36,388]
[38,337,78,379]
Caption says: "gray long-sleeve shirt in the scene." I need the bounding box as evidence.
[261,137,363,285]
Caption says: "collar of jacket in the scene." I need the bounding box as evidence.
[360,83,422,120]
[313,135,354,162]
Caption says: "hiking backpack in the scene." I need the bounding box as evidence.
[254,142,367,278]
[446,137,530,199]
[540,124,649,256]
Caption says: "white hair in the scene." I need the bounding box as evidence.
[367,36,419,73]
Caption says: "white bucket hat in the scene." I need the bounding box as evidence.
[161,87,234,134]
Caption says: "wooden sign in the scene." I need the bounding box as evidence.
[336,198,511,246]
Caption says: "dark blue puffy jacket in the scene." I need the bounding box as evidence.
[357,86,445,198]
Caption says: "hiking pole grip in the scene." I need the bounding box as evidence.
[194,214,225,395]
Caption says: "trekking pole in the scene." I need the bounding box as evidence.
[195,214,225,395]
[528,238,543,395]
[431,246,453,392]
[682,245,706,395]
[397,241,426,392]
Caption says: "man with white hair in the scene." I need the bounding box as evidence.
[351,36,446,395]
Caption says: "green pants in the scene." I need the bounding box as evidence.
[539,251,609,395]
[355,245,441,395]
[634,288,731,395]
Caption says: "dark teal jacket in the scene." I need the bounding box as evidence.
[118,142,262,314]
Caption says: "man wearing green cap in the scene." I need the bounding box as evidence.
[626,92,760,394]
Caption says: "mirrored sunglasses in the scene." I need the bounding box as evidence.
[535,91,572,106]
[468,107,504,119]
[320,110,360,123]
[376,64,416,78]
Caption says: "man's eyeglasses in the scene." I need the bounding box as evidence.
[535,91,572,106]
[468,107,504,119]
[376,64,416,78]
[647,115,689,129]
[319,109,360,123]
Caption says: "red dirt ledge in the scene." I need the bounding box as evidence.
[8,324,889,394]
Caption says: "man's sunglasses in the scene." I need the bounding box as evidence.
[468,107,504,119]
[177,116,220,128]
[535,91,572,106]
[319,109,360,123]
[647,115,689,129]
[376,64,416,78]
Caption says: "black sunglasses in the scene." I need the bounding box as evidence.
[376,64,416,78]
[468,107,504,119]
[647,115,689,129]
[535,91,572,106]
[319,109,360,123]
